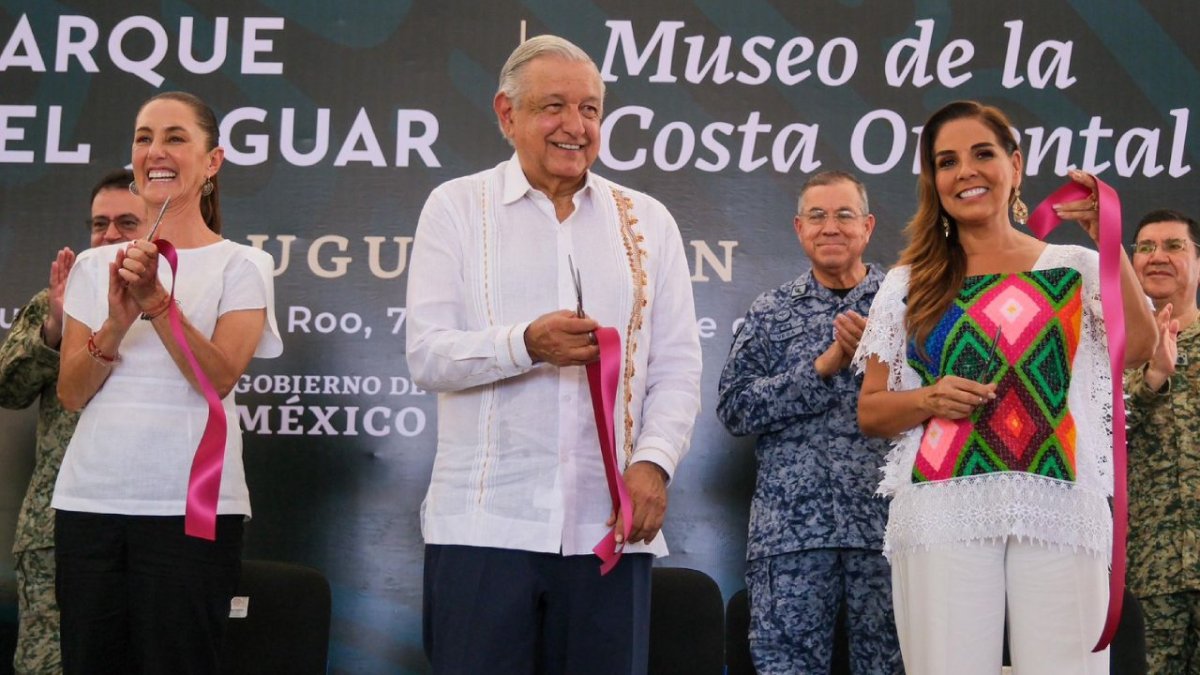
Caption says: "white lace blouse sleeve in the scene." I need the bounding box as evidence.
[853,265,925,495]
[853,266,916,390]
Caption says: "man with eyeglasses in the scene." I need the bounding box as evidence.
[717,170,901,674]
[0,169,145,675]
[1124,208,1200,673]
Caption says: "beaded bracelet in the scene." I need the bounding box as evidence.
[86,331,120,365]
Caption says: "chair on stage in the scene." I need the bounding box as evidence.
[724,588,753,675]
[219,559,332,675]
[0,597,15,675]
[648,566,724,675]
[1108,589,1148,675]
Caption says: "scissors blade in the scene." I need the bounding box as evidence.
[568,255,583,318]
[145,196,171,242]
[979,324,1003,383]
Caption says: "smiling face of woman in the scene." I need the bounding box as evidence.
[932,116,1023,229]
[131,98,222,207]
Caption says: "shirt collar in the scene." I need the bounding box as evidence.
[792,263,883,300]
[501,153,599,205]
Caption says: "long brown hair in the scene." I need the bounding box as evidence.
[899,100,1021,352]
[136,91,223,234]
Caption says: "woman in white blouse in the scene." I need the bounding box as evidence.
[53,91,282,675]
[855,100,1154,675]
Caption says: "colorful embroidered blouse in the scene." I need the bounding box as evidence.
[855,245,1114,560]
[907,268,1082,484]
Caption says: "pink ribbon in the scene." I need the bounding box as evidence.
[155,240,228,541]
[587,326,631,575]
[1026,177,1126,652]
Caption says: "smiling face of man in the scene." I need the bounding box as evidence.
[89,187,146,248]
[494,55,603,199]
[1133,219,1200,310]
[794,179,874,288]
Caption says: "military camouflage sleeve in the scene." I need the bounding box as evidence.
[717,295,838,436]
[1124,364,1169,430]
[0,290,59,410]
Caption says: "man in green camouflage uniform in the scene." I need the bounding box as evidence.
[0,170,144,674]
[1125,208,1200,674]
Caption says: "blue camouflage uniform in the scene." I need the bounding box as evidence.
[718,264,902,674]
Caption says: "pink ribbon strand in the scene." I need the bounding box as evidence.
[587,326,631,575]
[155,239,228,541]
[1025,177,1126,652]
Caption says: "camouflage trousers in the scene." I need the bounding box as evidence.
[13,547,61,675]
[1141,591,1200,674]
[746,549,903,675]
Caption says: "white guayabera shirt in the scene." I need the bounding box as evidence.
[406,156,702,557]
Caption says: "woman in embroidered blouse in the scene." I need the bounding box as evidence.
[855,100,1155,674]
[52,92,282,675]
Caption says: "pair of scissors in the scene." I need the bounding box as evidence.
[144,196,171,242]
[569,255,584,318]
[977,324,1003,384]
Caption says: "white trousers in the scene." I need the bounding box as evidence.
[891,537,1110,675]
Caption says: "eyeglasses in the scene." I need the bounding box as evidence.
[1131,238,1200,255]
[89,216,143,234]
[801,209,866,227]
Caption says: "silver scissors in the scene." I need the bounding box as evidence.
[977,325,1003,383]
[144,196,171,242]
[568,255,584,318]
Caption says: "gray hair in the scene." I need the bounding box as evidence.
[797,170,870,215]
[495,35,604,141]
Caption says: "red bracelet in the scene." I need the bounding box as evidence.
[86,331,120,365]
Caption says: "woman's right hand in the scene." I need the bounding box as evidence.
[106,248,141,330]
[922,375,998,419]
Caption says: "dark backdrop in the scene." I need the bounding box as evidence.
[2,1,1196,672]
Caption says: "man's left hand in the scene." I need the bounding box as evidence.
[607,461,668,545]
[832,310,867,356]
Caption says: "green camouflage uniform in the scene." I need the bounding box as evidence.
[1126,318,1200,674]
[0,289,78,675]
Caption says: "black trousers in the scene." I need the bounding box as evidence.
[54,510,244,675]
[423,544,652,675]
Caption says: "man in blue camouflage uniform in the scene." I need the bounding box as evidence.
[0,169,144,674]
[718,170,901,674]
[1125,209,1200,674]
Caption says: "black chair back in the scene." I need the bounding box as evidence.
[218,559,332,675]
[724,588,753,675]
[648,566,724,675]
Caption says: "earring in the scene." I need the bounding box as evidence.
[1011,188,1028,225]
[941,215,951,238]
[201,179,214,196]
[128,180,139,196]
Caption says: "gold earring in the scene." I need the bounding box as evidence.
[201,179,214,196]
[128,180,139,196]
[941,215,951,238]
[1012,188,1028,225]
